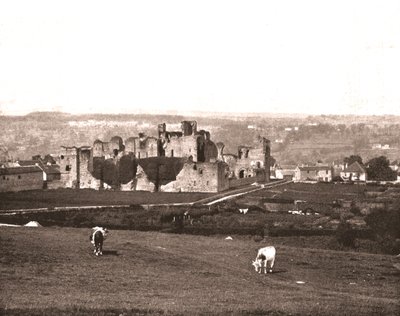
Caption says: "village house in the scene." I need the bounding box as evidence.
[332,161,345,179]
[17,158,61,188]
[0,165,44,192]
[388,162,400,182]
[271,164,297,180]
[294,165,333,182]
[340,161,367,182]
[389,161,399,172]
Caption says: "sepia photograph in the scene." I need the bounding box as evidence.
[0,0,399,315]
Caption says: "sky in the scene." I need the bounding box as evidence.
[0,0,399,116]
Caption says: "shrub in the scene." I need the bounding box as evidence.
[336,221,356,248]
[365,207,400,254]
[377,237,400,255]
[330,211,341,220]
[340,211,354,221]
[349,201,361,215]
[365,208,400,239]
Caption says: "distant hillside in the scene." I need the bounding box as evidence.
[1,111,400,164]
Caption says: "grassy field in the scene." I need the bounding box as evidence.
[245,182,378,203]
[0,189,213,210]
[1,227,399,315]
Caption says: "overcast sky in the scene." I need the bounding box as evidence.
[0,0,399,116]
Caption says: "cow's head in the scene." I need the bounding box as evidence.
[252,259,262,271]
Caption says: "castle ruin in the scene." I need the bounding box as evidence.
[58,121,271,193]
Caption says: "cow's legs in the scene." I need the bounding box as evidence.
[263,260,268,274]
[269,258,275,273]
[95,243,101,256]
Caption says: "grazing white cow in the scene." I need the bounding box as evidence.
[90,227,108,256]
[252,246,276,274]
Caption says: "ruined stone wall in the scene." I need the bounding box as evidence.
[228,137,270,182]
[161,161,228,193]
[162,135,218,163]
[59,147,78,188]
[163,135,197,160]
[134,165,156,191]
[204,140,218,162]
[125,136,158,158]
[138,137,158,158]
[78,148,101,189]
[110,136,124,150]
[92,140,114,159]
[217,161,230,191]
[125,137,137,154]
[223,154,238,175]
[181,120,197,136]
[92,141,104,157]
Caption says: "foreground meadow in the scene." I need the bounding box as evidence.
[0,227,399,315]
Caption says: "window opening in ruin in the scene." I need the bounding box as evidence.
[66,165,71,171]
[113,149,118,156]
[138,152,141,159]
[171,149,174,157]
[60,155,64,159]
[206,181,209,185]
[194,180,196,185]
[18,175,21,179]
[193,164,197,170]
[245,150,249,158]
[199,169,203,174]
[2,176,5,180]
[256,161,261,168]
[239,170,245,178]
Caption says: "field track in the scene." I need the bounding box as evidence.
[1,227,399,315]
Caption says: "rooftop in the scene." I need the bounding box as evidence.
[0,166,43,175]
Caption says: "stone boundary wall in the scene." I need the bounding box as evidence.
[228,173,265,189]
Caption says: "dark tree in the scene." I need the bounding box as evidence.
[102,159,119,187]
[344,155,363,166]
[367,156,397,181]
[118,154,137,184]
